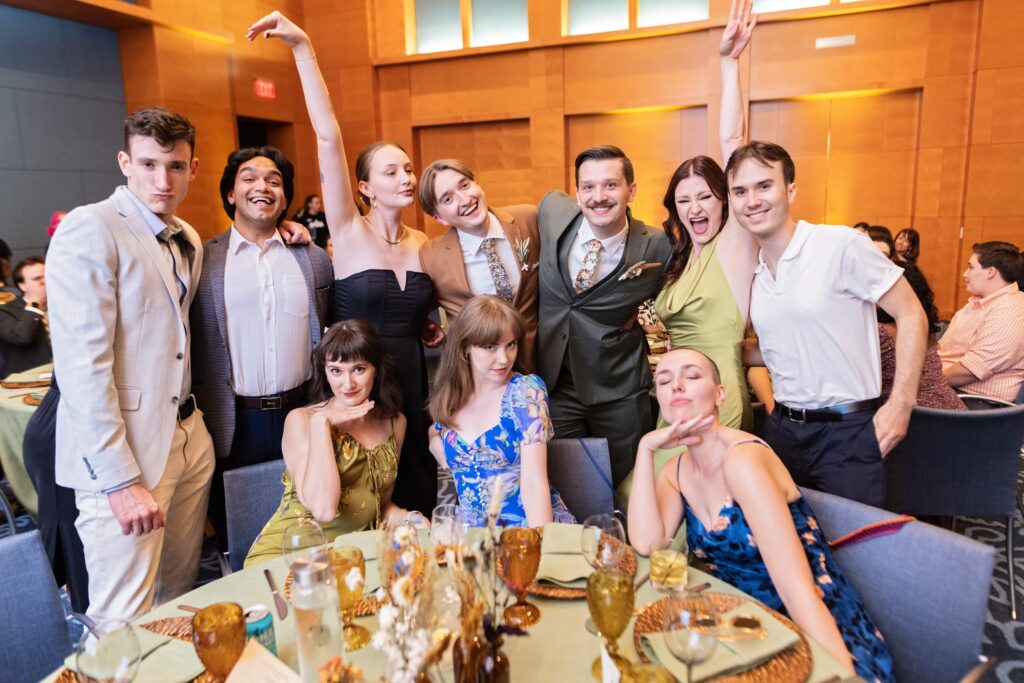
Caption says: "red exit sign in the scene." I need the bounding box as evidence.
[253,79,276,100]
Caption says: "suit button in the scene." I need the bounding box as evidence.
[176,353,184,360]
[561,333,567,340]
[171,396,179,404]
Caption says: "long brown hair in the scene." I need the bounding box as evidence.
[661,156,729,286]
[309,320,401,418]
[428,296,527,428]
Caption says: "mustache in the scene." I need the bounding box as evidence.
[586,201,616,210]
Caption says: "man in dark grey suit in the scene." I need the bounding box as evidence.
[537,145,672,487]
[191,146,333,552]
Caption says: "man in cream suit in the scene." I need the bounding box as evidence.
[192,146,333,554]
[418,159,541,372]
[537,145,672,486]
[47,108,215,621]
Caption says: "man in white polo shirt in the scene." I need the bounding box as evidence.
[729,141,927,506]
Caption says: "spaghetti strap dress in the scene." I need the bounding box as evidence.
[245,429,398,567]
[335,269,437,515]
[681,438,894,683]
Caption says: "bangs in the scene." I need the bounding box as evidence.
[318,320,381,368]
[461,301,525,347]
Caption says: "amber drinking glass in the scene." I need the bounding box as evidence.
[191,603,246,681]
[499,527,542,627]
[586,567,636,681]
[329,546,371,651]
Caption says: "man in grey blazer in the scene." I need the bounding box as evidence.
[537,145,672,487]
[191,146,332,554]
[47,108,215,621]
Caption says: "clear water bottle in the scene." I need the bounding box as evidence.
[291,551,344,683]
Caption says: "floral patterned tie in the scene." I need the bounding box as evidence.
[574,238,602,294]
[480,238,514,302]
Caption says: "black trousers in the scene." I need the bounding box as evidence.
[22,378,90,613]
[207,405,289,552]
[764,408,885,508]
[548,359,654,488]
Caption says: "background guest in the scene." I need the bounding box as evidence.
[429,295,574,528]
[938,241,1024,402]
[292,193,329,248]
[0,238,11,287]
[245,320,417,566]
[894,227,920,265]
[0,256,51,378]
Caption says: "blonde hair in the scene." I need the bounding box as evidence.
[428,296,526,428]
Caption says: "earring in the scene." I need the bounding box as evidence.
[370,196,377,209]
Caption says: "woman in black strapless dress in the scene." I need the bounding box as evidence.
[250,12,443,515]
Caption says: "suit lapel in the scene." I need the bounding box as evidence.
[577,211,651,301]
[555,212,583,298]
[113,190,183,319]
[290,246,321,345]
[439,227,472,296]
[206,234,230,347]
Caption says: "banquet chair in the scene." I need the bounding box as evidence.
[223,458,286,573]
[883,403,1024,618]
[0,530,73,683]
[547,438,615,521]
[800,488,995,683]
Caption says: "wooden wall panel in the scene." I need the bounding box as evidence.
[565,108,709,227]
[414,119,534,237]
[750,7,927,99]
[408,53,532,125]
[562,32,708,114]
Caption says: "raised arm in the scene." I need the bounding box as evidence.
[247,12,360,233]
[282,408,344,524]
[726,448,855,674]
[718,0,756,162]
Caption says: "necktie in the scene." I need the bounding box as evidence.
[156,226,188,305]
[574,238,602,294]
[480,238,514,303]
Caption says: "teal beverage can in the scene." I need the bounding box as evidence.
[244,604,277,655]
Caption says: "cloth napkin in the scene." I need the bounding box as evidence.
[639,601,799,682]
[64,627,206,683]
[535,523,592,587]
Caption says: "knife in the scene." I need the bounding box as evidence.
[264,568,289,619]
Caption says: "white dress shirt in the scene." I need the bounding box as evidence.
[567,217,629,287]
[750,221,904,409]
[223,227,311,397]
[456,212,522,297]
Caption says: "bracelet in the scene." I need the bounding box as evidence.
[295,51,317,63]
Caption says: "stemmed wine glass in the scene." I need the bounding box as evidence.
[499,526,543,627]
[330,546,371,651]
[431,503,466,565]
[586,567,636,681]
[581,513,627,634]
[75,620,142,683]
[281,516,327,562]
[661,593,719,683]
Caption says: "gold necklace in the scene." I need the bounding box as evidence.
[365,216,406,245]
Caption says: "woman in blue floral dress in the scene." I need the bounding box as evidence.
[428,295,574,527]
[628,348,893,683]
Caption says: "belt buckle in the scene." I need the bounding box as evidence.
[260,396,283,411]
[790,407,807,423]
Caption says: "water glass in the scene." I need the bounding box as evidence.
[661,593,718,683]
[192,603,246,681]
[281,516,326,562]
[431,503,465,565]
[649,548,688,593]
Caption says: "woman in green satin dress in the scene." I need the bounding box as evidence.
[636,0,762,485]
[245,320,423,567]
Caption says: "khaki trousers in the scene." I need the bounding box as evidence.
[75,409,215,622]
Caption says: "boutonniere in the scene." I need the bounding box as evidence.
[618,261,662,281]
[514,237,539,272]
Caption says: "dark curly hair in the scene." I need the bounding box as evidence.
[218,146,295,224]
[661,156,730,286]
[309,320,402,418]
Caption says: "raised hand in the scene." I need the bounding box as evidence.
[719,0,757,59]
[246,11,309,48]
[318,398,376,427]
[640,414,715,452]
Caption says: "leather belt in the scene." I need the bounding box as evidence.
[236,383,310,412]
[776,397,882,423]
[177,395,196,422]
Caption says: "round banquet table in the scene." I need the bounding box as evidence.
[43,529,855,683]
[0,363,50,517]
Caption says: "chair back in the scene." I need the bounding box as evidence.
[884,403,1024,517]
[800,488,995,683]
[0,530,72,682]
[1016,382,1024,404]
[547,438,615,521]
[223,459,287,572]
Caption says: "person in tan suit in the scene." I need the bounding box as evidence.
[418,159,541,372]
